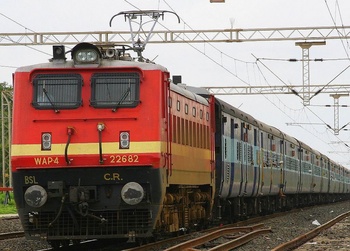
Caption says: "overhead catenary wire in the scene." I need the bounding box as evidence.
[254,54,350,163]
[159,0,348,164]
[324,0,350,58]
[257,57,350,62]
[0,12,74,57]
[1,1,349,166]
[131,0,350,166]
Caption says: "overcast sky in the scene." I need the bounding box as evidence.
[2,0,350,167]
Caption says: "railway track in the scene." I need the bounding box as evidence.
[123,218,277,251]
[123,225,271,251]
[272,210,350,250]
[164,224,271,251]
[123,203,350,251]
[0,231,25,240]
[0,215,24,241]
[1,202,350,250]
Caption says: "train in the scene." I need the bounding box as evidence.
[10,41,350,248]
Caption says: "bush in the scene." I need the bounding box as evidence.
[0,192,17,214]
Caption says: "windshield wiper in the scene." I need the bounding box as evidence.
[112,87,131,112]
[42,83,59,113]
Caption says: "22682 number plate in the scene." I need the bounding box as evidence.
[109,155,139,163]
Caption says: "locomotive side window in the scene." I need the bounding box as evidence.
[91,73,140,108]
[192,107,196,117]
[176,100,181,111]
[32,74,82,109]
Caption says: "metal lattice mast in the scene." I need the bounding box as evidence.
[301,45,311,105]
[330,94,349,135]
[295,42,326,106]
[1,91,12,188]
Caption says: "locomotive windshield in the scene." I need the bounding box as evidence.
[32,74,82,110]
[90,72,140,108]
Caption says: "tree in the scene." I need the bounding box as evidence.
[0,82,13,187]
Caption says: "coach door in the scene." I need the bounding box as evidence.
[240,122,249,197]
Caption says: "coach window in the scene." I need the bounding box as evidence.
[177,100,181,111]
[192,107,196,117]
[90,73,139,108]
[185,104,189,114]
[32,74,82,110]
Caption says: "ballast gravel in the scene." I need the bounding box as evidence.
[0,200,349,251]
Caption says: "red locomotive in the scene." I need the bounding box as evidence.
[11,40,215,247]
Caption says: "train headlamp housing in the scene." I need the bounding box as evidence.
[71,43,101,65]
[41,132,52,151]
[121,182,144,205]
[119,131,130,149]
[24,185,48,208]
[75,50,98,63]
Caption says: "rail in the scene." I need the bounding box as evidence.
[272,210,350,250]
[0,231,24,240]
[164,224,271,251]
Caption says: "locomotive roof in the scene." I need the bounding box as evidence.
[15,59,168,73]
[170,83,209,106]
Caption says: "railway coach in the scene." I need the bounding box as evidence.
[210,94,350,222]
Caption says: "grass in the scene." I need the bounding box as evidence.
[0,192,17,214]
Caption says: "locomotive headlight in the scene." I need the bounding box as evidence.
[41,132,52,151]
[119,131,130,149]
[121,182,144,205]
[24,185,48,208]
[75,50,98,63]
[71,43,101,65]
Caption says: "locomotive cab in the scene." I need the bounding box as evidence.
[11,43,170,246]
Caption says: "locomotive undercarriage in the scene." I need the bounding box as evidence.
[156,185,212,236]
[12,167,163,247]
[21,206,153,248]
[19,190,155,244]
